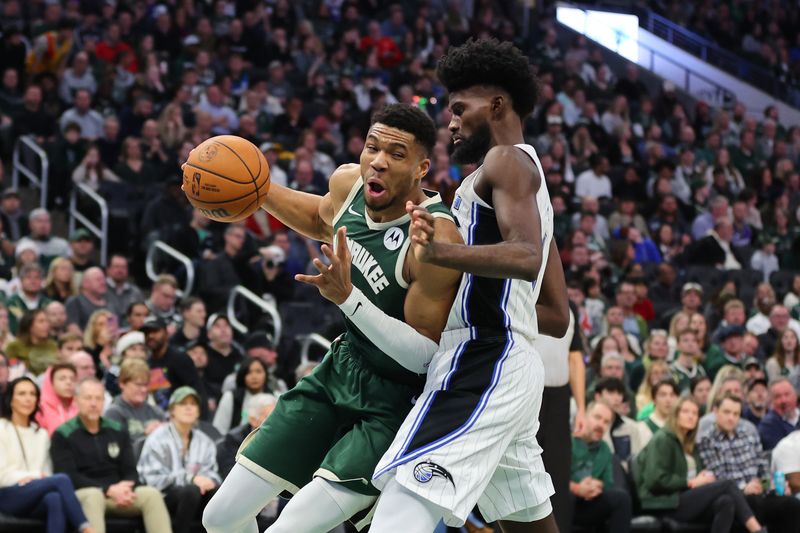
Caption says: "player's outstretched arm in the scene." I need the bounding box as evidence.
[409,146,544,281]
[297,222,462,374]
[260,164,359,243]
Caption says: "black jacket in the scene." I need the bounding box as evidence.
[51,416,139,491]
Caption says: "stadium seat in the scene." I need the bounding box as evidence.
[684,265,725,296]
[0,513,146,532]
[770,270,797,300]
[727,268,763,309]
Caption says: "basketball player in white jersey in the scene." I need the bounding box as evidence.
[371,38,569,533]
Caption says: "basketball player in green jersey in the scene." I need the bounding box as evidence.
[202,104,463,533]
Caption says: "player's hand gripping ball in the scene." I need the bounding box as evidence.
[182,135,271,222]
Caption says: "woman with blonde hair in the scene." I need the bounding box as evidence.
[668,311,692,355]
[44,258,78,303]
[0,304,16,351]
[83,310,117,375]
[705,366,746,413]
[636,360,670,414]
[156,102,187,150]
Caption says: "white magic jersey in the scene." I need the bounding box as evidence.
[445,143,553,341]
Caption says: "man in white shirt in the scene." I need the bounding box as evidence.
[772,430,800,494]
[575,154,612,200]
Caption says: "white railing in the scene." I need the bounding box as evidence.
[226,285,282,340]
[69,183,109,266]
[298,333,331,364]
[11,135,49,208]
[145,240,195,297]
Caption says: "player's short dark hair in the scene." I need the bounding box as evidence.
[436,38,538,118]
[371,103,436,157]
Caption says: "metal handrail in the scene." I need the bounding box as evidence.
[11,135,49,208]
[642,9,800,107]
[557,13,736,107]
[145,240,195,297]
[226,285,283,340]
[69,183,109,266]
[299,333,332,365]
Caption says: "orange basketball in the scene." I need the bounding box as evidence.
[183,135,271,222]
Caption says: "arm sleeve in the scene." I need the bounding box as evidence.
[338,287,438,374]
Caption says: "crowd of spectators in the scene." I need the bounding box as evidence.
[0,0,799,532]
[646,0,800,88]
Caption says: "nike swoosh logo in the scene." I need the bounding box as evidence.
[411,395,418,405]
[351,301,363,316]
[348,205,362,218]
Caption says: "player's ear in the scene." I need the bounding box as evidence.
[491,95,505,118]
[418,158,431,181]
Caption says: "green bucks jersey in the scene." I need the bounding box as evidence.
[332,178,454,384]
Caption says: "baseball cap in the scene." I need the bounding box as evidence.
[168,386,200,408]
[140,315,167,332]
[70,228,93,242]
[1,188,20,199]
[743,357,761,370]
[244,331,275,351]
[682,282,703,295]
[718,324,746,342]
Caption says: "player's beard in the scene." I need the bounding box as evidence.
[449,122,492,164]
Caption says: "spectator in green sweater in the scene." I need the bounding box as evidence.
[669,329,707,392]
[636,396,766,533]
[570,401,632,533]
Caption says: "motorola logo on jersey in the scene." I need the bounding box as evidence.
[413,460,455,489]
[383,226,404,250]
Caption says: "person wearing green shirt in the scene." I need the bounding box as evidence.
[669,329,707,392]
[704,325,746,380]
[635,396,766,533]
[570,401,632,533]
[5,309,59,376]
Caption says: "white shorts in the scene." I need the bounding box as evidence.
[373,328,554,527]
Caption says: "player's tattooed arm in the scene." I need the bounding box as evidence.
[260,164,360,243]
[409,146,544,281]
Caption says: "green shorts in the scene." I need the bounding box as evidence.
[236,338,419,496]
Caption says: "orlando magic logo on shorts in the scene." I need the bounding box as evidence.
[413,460,456,489]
